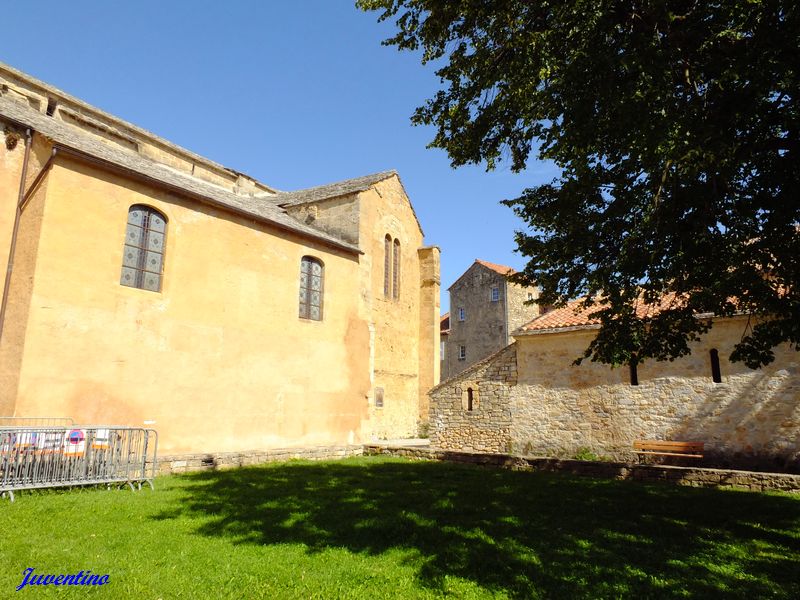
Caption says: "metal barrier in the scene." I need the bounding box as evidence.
[0,416,74,427]
[0,427,158,502]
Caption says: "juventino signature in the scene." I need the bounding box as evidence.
[16,567,109,591]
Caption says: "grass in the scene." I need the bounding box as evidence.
[1,456,799,598]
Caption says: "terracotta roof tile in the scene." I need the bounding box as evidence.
[475,259,516,276]
[518,294,689,334]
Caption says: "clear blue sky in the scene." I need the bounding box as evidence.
[1,1,559,312]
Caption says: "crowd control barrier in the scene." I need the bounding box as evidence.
[0,426,158,502]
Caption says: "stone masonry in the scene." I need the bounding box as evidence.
[430,316,800,472]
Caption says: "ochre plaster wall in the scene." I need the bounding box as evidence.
[358,177,429,438]
[0,132,52,415]
[10,156,372,453]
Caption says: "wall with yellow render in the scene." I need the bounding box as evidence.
[0,132,53,416]
[358,177,431,438]
[9,155,373,453]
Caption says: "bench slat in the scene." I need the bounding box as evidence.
[634,441,703,451]
[634,451,704,458]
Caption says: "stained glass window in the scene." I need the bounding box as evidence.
[299,256,324,321]
[120,205,166,292]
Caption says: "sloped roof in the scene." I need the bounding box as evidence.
[516,300,601,334]
[275,170,425,236]
[275,171,398,206]
[475,259,515,276]
[0,96,360,254]
[516,293,704,335]
[448,259,516,291]
[440,313,450,335]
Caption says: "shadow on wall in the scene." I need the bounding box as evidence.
[672,365,800,473]
[152,458,800,599]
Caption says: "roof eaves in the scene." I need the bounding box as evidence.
[0,97,359,254]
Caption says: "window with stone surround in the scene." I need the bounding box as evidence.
[120,204,167,292]
[458,345,466,361]
[458,307,465,321]
[383,235,392,297]
[375,387,384,408]
[491,286,499,302]
[299,256,324,321]
[392,238,401,299]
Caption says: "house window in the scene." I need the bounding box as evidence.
[383,235,392,298]
[375,387,384,408]
[458,307,465,321]
[440,341,446,358]
[392,239,401,300]
[467,387,474,411]
[120,204,167,292]
[527,292,534,301]
[710,349,722,383]
[629,361,639,386]
[458,345,466,361]
[299,256,324,321]
[491,286,499,302]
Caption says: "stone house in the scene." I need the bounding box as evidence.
[443,259,540,380]
[0,62,440,454]
[430,301,800,471]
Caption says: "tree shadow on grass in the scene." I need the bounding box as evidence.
[153,458,800,598]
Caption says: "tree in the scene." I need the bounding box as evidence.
[358,0,800,368]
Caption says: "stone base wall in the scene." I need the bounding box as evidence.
[429,344,517,452]
[364,445,800,493]
[151,445,363,476]
[429,319,800,471]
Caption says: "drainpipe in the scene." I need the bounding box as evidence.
[0,134,57,345]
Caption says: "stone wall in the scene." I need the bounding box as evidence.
[446,263,508,378]
[505,281,541,334]
[429,344,517,452]
[153,445,364,476]
[363,445,800,493]
[430,317,800,471]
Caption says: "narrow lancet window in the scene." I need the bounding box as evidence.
[384,234,392,298]
[710,349,722,383]
[392,239,401,299]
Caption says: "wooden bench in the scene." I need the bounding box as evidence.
[633,440,704,460]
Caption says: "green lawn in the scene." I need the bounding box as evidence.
[1,456,799,598]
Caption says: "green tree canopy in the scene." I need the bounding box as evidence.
[358,0,799,367]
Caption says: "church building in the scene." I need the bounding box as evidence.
[0,63,440,454]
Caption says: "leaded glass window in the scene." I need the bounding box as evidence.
[120,205,166,292]
[384,234,392,298]
[299,256,324,321]
[392,239,400,300]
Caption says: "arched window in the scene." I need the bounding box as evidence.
[120,204,167,292]
[299,256,324,321]
[383,234,392,298]
[710,349,722,383]
[392,238,401,299]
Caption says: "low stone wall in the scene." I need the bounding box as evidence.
[429,344,517,452]
[363,444,800,493]
[150,445,363,476]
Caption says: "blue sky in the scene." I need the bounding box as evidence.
[1,1,559,312]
